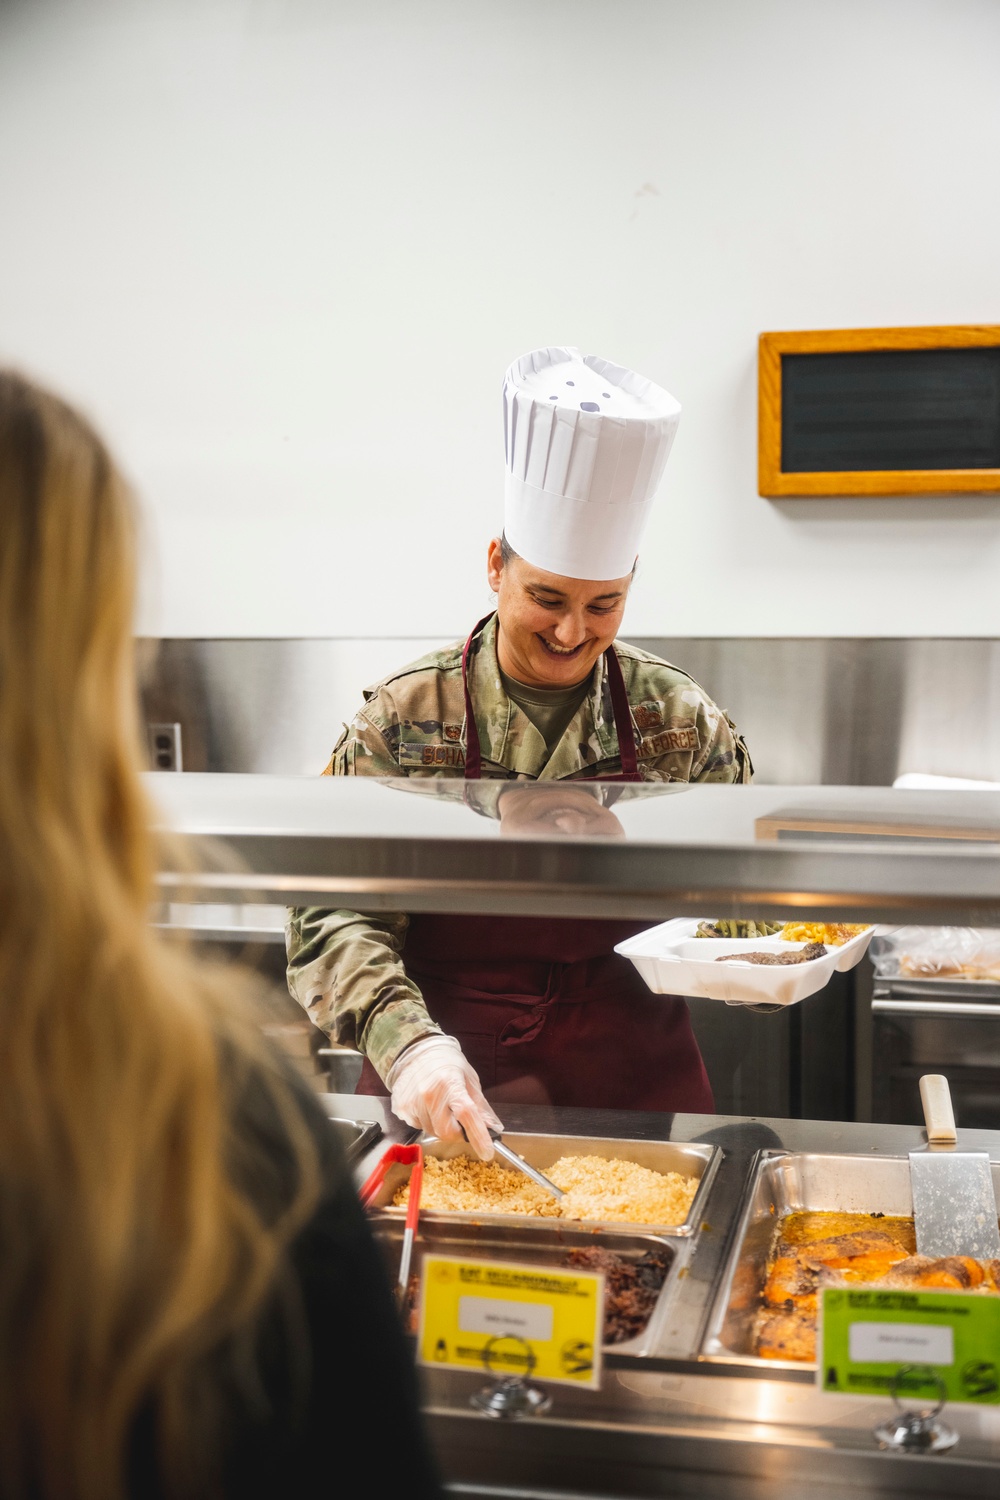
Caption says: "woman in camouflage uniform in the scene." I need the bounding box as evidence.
[287,348,751,1156]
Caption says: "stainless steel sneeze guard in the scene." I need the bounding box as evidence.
[147,775,1000,924]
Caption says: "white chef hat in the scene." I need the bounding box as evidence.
[501,346,681,580]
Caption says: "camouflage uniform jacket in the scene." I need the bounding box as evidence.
[286,614,752,1081]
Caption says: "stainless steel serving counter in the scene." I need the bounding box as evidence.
[154,774,1000,1491]
[325,1096,1000,1498]
[148,776,1000,924]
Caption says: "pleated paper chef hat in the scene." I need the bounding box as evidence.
[502,346,681,580]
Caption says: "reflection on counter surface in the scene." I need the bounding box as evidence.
[146,772,1000,848]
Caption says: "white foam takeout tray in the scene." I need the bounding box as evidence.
[615,919,875,1009]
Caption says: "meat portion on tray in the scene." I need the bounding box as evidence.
[756,1213,1000,1361]
[716,942,826,968]
[563,1245,673,1345]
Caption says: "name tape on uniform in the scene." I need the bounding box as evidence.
[639,726,700,758]
[397,742,466,769]
[417,1255,603,1389]
[820,1287,1000,1404]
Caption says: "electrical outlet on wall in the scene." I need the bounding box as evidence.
[148,722,183,772]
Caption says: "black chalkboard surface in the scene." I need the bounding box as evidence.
[758,327,1000,497]
[781,348,1000,473]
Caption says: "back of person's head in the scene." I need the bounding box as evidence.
[0,371,319,1499]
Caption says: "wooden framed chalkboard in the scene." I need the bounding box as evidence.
[758,325,1000,497]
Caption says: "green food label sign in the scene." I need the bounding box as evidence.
[820,1288,1000,1404]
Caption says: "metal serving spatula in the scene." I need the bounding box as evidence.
[909,1074,1000,1260]
[489,1132,565,1201]
[458,1126,565,1200]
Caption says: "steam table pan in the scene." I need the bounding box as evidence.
[700,1148,1000,1377]
[364,1131,721,1239]
[371,1215,683,1360]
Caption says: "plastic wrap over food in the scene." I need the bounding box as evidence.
[869,927,1000,981]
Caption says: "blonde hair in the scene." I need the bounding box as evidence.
[0,371,319,1498]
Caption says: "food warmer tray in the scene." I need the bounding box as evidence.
[700,1148,1000,1377]
[372,1216,683,1360]
[364,1131,721,1239]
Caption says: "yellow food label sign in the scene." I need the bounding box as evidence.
[417,1254,604,1390]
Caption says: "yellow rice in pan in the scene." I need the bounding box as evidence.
[391,1153,698,1226]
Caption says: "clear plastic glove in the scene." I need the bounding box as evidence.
[386,1035,503,1160]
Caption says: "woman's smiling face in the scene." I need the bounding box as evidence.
[486,537,633,689]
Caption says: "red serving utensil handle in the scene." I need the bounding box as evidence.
[359,1142,424,1209]
[396,1146,424,1306]
[404,1149,423,1234]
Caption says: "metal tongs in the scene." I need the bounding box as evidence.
[359,1143,425,1309]
[488,1130,565,1201]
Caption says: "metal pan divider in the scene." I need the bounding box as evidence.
[698,1148,791,1370]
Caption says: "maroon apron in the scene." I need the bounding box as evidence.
[357,619,713,1114]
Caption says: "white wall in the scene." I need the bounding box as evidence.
[1,0,999,639]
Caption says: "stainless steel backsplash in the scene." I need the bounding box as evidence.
[137,637,1000,786]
